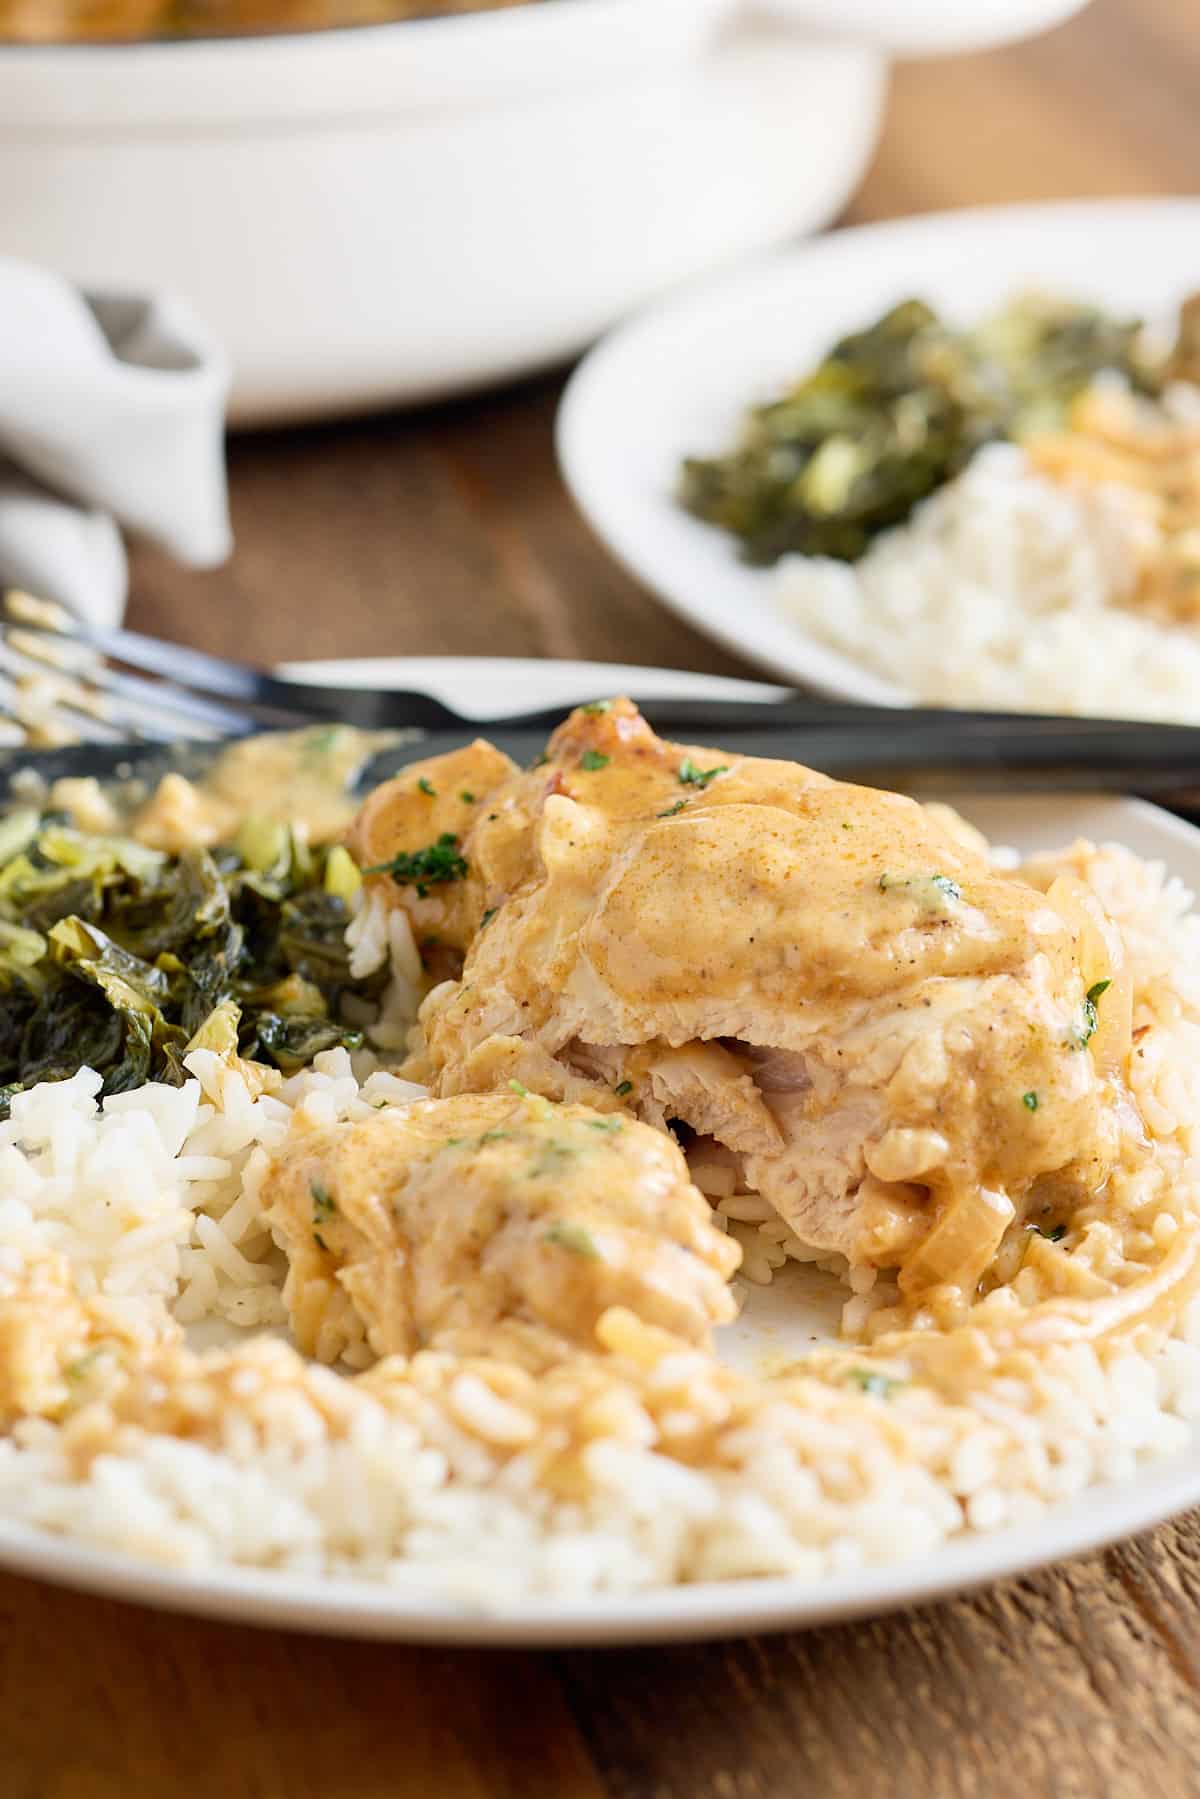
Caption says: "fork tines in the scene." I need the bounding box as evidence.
[0,590,265,746]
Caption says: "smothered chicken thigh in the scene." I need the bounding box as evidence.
[348,701,1132,1304]
[260,1092,740,1363]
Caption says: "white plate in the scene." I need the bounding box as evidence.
[4,654,1200,1646]
[557,197,1200,701]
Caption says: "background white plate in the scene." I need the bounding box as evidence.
[557,197,1200,702]
[4,655,1200,1646]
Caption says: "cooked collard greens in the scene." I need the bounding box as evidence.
[0,812,380,1116]
[679,292,1160,566]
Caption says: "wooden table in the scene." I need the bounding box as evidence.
[6,2,1200,1794]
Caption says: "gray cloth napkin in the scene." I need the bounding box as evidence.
[0,259,233,626]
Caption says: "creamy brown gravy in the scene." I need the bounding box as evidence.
[352,699,1135,1308]
[128,725,393,852]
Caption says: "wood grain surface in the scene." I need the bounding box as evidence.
[7,2,1200,1795]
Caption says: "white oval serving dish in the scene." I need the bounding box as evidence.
[0,0,1086,424]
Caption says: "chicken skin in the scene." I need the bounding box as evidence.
[259,1090,740,1364]
[348,701,1132,1303]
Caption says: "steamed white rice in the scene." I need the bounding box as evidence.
[1,839,1200,1606]
[774,442,1200,723]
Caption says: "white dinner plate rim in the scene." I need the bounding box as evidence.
[4,651,1199,1646]
[555,196,1200,701]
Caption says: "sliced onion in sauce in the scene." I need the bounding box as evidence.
[1045,873,1132,1077]
[899,1185,1015,1297]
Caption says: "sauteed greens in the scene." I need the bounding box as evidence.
[0,811,375,1116]
[679,292,1160,566]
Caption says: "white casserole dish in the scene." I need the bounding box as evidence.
[0,0,1088,424]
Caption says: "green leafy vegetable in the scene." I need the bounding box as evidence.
[579,751,610,772]
[1022,1090,1039,1111]
[680,293,1158,565]
[657,800,688,818]
[580,700,613,715]
[0,818,381,1116]
[614,1079,633,1098]
[418,777,436,797]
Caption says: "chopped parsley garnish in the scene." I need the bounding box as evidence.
[614,1079,633,1098]
[878,871,962,910]
[363,832,468,897]
[1022,1090,1039,1111]
[64,1349,104,1383]
[479,1129,513,1145]
[657,800,688,818]
[310,1178,337,1224]
[529,1139,578,1177]
[847,1367,904,1399]
[417,777,436,797]
[301,725,343,761]
[581,700,613,715]
[1034,1222,1067,1243]
[587,1118,622,1133]
[506,1078,553,1123]
[580,750,610,772]
[544,1221,601,1259]
[459,790,475,803]
[480,907,497,928]
[313,1231,330,1253]
[678,757,728,788]
[1072,978,1112,1050]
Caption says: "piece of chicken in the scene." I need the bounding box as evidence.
[259,1090,740,1364]
[349,700,1133,1305]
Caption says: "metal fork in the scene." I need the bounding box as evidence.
[4,592,1200,802]
[3,588,921,740]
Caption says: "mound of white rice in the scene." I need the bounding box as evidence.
[774,443,1200,723]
